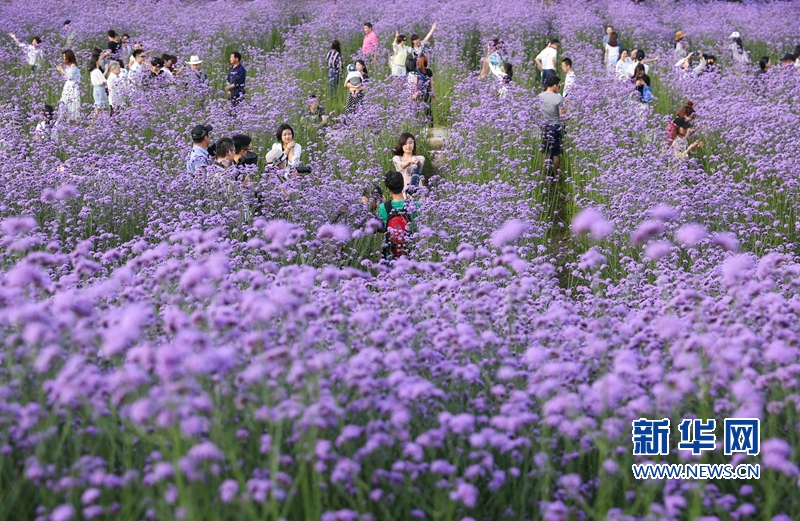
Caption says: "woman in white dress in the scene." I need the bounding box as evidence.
[55,49,81,124]
[604,31,620,71]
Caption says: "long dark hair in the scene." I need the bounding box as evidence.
[87,53,101,72]
[793,44,800,60]
[733,37,743,53]
[355,59,368,78]
[62,49,77,66]
[393,132,417,156]
[331,40,341,53]
[608,32,618,48]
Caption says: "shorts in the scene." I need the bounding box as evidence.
[541,124,562,158]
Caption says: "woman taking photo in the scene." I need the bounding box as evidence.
[265,123,302,177]
[89,54,109,120]
[392,132,425,190]
[56,49,81,124]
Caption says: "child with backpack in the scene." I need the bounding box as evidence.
[378,170,419,261]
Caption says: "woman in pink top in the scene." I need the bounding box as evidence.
[362,22,379,61]
[392,132,425,190]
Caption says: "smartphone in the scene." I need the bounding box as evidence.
[692,51,700,58]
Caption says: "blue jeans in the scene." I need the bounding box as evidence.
[410,162,423,186]
[541,69,557,89]
[328,68,340,96]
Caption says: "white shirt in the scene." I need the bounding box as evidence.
[129,61,144,84]
[615,58,630,80]
[626,62,649,79]
[108,71,125,105]
[605,44,620,59]
[536,46,558,71]
[266,142,302,174]
[563,71,575,97]
[90,68,106,86]
[20,43,43,66]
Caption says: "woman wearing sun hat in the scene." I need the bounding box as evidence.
[186,55,208,84]
[729,32,749,64]
[674,31,688,59]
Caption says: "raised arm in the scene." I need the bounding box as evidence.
[421,23,437,44]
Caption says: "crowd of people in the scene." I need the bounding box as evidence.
[10,19,800,260]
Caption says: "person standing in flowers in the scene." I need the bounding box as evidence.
[615,49,631,80]
[119,34,132,66]
[186,124,213,175]
[225,52,246,106]
[55,49,81,125]
[107,61,125,117]
[128,49,146,87]
[479,38,508,80]
[185,55,208,84]
[669,117,702,160]
[409,23,437,68]
[729,32,749,65]
[409,55,434,125]
[325,40,344,96]
[392,132,425,190]
[391,31,413,77]
[62,20,75,49]
[8,33,43,73]
[345,61,368,114]
[88,54,109,121]
[561,58,575,99]
[538,75,566,174]
[535,39,560,89]
[361,23,379,64]
[674,31,689,59]
[604,32,619,72]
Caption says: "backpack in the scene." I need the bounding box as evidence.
[412,69,431,99]
[642,85,654,103]
[405,53,418,73]
[382,201,413,260]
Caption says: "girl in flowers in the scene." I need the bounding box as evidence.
[669,117,702,160]
[345,60,368,114]
[88,53,109,121]
[55,49,81,124]
[392,132,425,190]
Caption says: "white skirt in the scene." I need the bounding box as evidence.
[60,81,81,120]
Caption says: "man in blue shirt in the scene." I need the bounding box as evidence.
[225,52,246,106]
[186,124,213,174]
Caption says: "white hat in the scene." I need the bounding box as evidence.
[730,31,740,39]
[186,55,203,65]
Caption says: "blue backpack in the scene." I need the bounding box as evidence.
[413,68,431,99]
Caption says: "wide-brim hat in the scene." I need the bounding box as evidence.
[186,55,203,65]
[674,31,686,41]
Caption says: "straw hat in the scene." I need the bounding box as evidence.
[186,55,203,65]
[674,31,686,42]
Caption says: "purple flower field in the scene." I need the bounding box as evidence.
[1,0,800,519]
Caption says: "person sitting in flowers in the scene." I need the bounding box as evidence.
[392,132,425,190]
[669,117,702,160]
[265,123,302,178]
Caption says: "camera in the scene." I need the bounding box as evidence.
[239,151,258,166]
[296,166,312,174]
[206,142,217,157]
[692,51,700,58]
